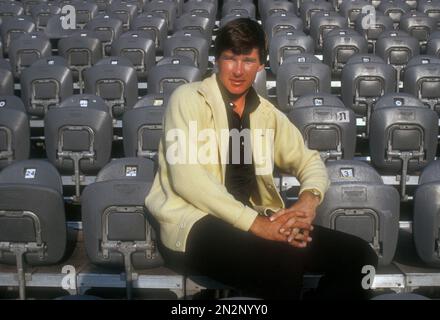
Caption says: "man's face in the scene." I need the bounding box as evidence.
[217,48,265,98]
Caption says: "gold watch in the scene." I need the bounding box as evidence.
[305,188,321,200]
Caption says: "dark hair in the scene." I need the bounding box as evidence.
[214,18,267,64]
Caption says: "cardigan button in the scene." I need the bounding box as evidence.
[176,241,181,247]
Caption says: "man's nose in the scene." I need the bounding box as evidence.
[232,60,244,76]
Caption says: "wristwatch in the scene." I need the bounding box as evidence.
[305,188,321,200]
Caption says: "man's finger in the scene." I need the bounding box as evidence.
[279,218,295,234]
[281,219,312,232]
[288,230,312,243]
[283,228,309,238]
[269,209,286,221]
[288,239,309,248]
[269,208,308,222]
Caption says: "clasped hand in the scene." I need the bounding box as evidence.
[269,206,314,248]
[250,191,320,248]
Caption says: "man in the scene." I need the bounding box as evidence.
[146,18,378,299]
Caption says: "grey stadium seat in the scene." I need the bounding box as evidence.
[106,1,137,31]
[144,0,177,32]
[0,159,66,299]
[341,54,397,137]
[0,1,24,18]
[0,96,30,170]
[31,3,62,31]
[111,31,156,81]
[418,0,440,29]
[276,54,331,112]
[183,0,217,26]
[84,56,138,118]
[73,0,99,29]
[20,60,73,117]
[1,16,35,57]
[220,12,251,28]
[21,0,46,17]
[427,31,440,57]
[95,0,113,13]
[404,0,418,10]
[259,0,296,23]
[58,31,103,93]
[163,33,209,75]
[44,14,78,48]
[264,13,303,42]
[8,32,52,79]
[132,14,167,53]
[369,94,438,200]
[372,92,426,111]
[287,93,356,161]
[81,157,163,299]
[315,160,400,265]
[400,12,436,53]
[414,160,440,267]
[123,105,164,160]
[31,55,70,67]
[44,94,113,201]
[173,13,213,41]
[300,0,334,33]
[132,93,168,108]
[85,15,123,57]
[322,28,368,79]
[115,0,147,15]
[339,0,371,28]
[221,0,256,19]
[0,59,15,96]
[310,11,347,53]
[154,54,197,67]
[269,30,315,76]
[355,12,394,54]
[147,56,202,97]
[378,0,411,29]
[403,55,440,114]
[375,30,420,84]
[189,0,219,13]
[172,29,206,41]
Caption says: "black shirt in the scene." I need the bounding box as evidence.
[217,77,260,207]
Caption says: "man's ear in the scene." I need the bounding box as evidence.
[257,63,265,72]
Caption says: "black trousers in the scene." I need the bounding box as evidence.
[160,215,379,300]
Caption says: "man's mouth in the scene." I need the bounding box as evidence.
[230,79,245,86]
